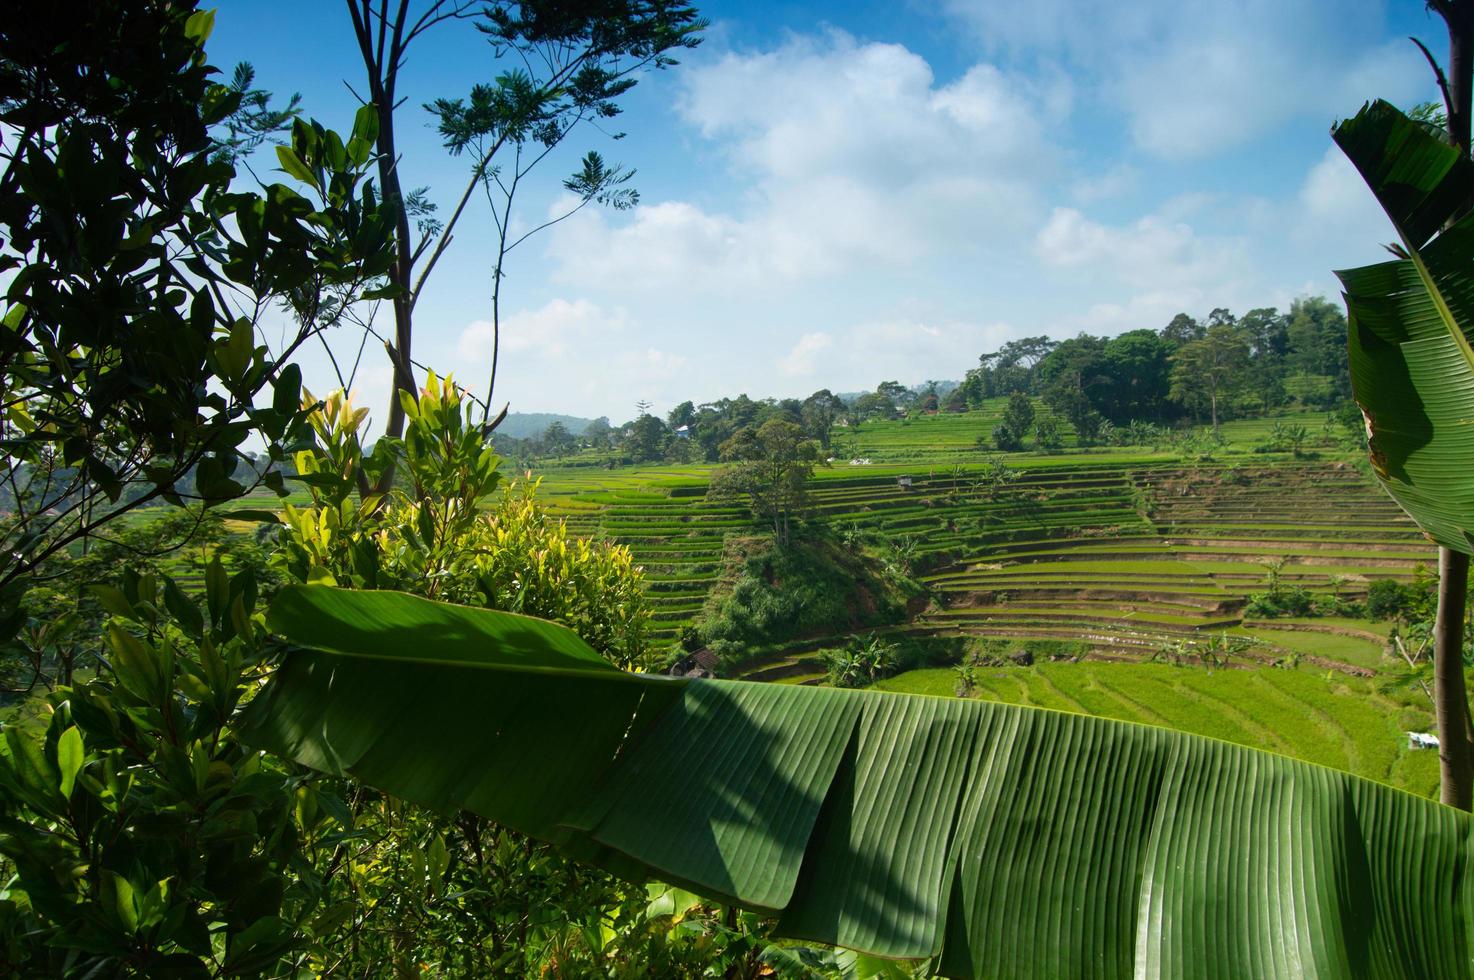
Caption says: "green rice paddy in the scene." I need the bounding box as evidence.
[872,662,1440,798]
[524,408,1443,798]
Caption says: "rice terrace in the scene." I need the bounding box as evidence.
[510,406,1443,798]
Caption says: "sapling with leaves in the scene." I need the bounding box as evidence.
[338,0,704,452]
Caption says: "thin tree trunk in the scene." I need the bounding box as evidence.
[1446,0,1472,156]
[1435,548,1474,809]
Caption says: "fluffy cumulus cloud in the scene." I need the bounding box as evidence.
[1296,147,1394,248]
[941,0,1428,158]
[450,299,693,417]
[779,332,833,377]
[455,297,625,363]
[1034,206,1251,292]
[549,31,1061,292]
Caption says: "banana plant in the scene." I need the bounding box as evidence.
[243,585,1474,978]
[1333,99,1474,807]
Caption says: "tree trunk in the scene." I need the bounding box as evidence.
[376,94,418,443]
[1446,0,1472,156]
[347,0,419,466]
[1435,547,1474,809]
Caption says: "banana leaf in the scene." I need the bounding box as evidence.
[1334,99,1474,553]
[242,586,1474,978]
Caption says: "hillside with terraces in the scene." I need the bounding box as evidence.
[542,452,1428,663]
[536,412,1444,796]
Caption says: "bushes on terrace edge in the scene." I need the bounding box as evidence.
[697,533,915,666]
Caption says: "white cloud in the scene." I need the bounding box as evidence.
[1070,164,1138,203]
[456,298,626,363]
[549,31,1059,292]
[816,318,1017,390]
[942,0,1430,158]
[1035,206,1249,292]
[1063,291,1210,336]
[1298,147,1389,236]
[779,332,834,377]
[619,346,689,381]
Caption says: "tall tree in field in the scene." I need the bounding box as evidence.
[1160,311,1204,347]
[1240,306,1290,409]
[800,389,845,448]
[710,419,822,548]
[625,412,668,463]
[343,0,703,454]
[1168,324,1250,434]
[1098,328,1174,423]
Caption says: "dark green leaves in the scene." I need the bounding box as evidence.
[1334,100,1474,552]
[248,586,1474,978]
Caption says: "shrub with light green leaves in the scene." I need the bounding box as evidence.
[276,377,651,667]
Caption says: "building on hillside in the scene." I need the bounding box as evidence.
[669,649,720,679]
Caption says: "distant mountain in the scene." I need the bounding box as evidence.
[494,412,598,440]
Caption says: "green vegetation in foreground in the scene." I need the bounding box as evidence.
[873,662,1440,797]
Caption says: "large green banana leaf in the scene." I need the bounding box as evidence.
[1335,99,1474,553]
[242,586,1474,978]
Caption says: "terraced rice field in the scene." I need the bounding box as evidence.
[873,662,1439,797]
[913,461,1430,668]
[535,446,1430,671]
[537,466,736,643]
[128,413,1443,799]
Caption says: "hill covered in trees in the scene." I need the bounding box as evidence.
[512,296,1352,467]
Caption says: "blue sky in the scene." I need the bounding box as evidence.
[211,0,1440,424]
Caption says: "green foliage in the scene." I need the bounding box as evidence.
[821,632,901,688]
[997,392,1036,451]
[276,378,651,668]
[625,412,671,463]
[1256,421,1311,456]
[0,562,340,977]
[358,0,705,444]
[699,535,907,663]
[1168,324,1251,430]
[0,0,395,606]
[1334,100,1474,554]
[1368,577,1430,622]
[709,418,823,548]
[1033,416,1064,451]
